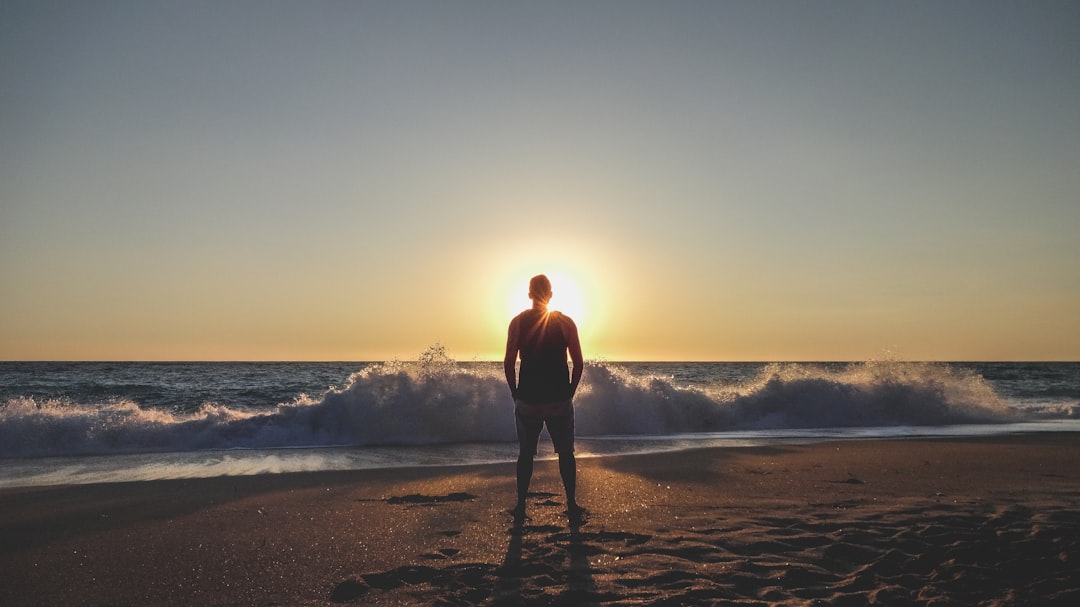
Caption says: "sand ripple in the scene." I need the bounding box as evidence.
[334,501,1080,606]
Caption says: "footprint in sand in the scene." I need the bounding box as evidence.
[421,548,461,560]
[384,492,477,504]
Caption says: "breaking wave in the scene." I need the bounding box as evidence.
[1,354,1071,458]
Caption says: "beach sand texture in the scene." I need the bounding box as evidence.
[2,434,1079,606]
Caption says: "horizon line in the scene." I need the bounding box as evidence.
[2,358,1077,364]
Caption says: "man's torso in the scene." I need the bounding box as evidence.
[515,309,571,404]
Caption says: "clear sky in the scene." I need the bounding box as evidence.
[2,1,1078,361]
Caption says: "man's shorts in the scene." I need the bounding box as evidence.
[514,398,574,456]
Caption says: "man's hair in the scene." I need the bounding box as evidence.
[529,274,552,303]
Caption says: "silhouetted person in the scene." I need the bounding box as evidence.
[504,274,585,522]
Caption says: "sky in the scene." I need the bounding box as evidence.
[1,1,1078,362]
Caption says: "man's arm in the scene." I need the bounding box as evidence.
[566,318,584,398]
[504,316,520,399]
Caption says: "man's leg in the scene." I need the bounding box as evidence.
[558,451,577,509]
[516,452,534,511]
[548,409,581,515]
[514,405,542,516]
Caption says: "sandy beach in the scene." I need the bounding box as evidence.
[2,433,1078,606]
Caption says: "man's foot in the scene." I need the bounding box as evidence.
[565,504,588,524]
[509,503,528,522]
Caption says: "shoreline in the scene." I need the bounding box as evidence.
[5,420,1079,490]
[2,433,1079,606]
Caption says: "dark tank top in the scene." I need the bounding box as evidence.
[516,309,571,404]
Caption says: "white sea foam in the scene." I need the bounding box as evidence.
[0,356,1069,459]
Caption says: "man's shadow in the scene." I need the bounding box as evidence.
[561,517,600,605]
[492,516,600,606]
[492,524,525,605]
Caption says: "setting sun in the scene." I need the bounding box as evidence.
[470,239,619,360]
[505,271,588,326]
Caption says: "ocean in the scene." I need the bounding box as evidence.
[2,354,1078,488]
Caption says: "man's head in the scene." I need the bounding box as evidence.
[529,274,552,305]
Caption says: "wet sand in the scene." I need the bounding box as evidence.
[2,433,1079,606]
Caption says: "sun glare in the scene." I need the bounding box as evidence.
[505,271,588,325]
[477,240,615,358]
[546,272,588,323]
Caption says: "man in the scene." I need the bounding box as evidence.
[504,274,585,522]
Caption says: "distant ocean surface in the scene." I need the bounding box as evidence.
[2,352,1078,487]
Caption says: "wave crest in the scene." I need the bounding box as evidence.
[0,356,1041,458]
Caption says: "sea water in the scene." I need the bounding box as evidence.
[1,353,1078,487]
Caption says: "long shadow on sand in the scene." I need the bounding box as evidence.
[330,521,637,606]
[330,493,628,606]
[490,515,614,606]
